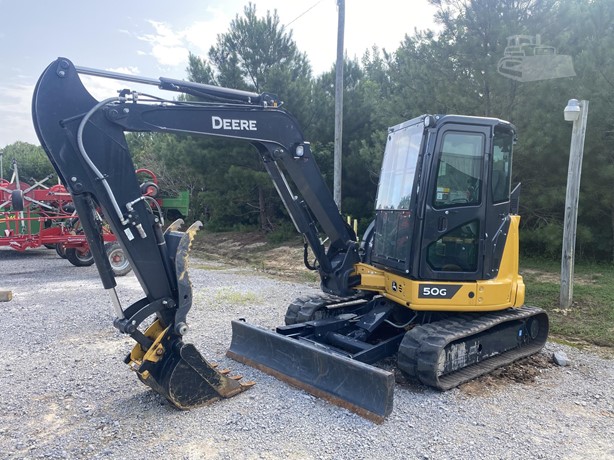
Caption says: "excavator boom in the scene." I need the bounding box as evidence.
[31,57,365,410]
[31,59,289,407]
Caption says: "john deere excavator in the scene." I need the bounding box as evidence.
[32,58,548,422]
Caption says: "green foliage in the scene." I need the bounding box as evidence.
[1,142,54,182]
[521,222,564,258]
[308,57,393,221]
[266,221,299,244]
[120,0,614,262]
[163,3,313,232]
[401,0,614,261]
[186,52,215,84]
[4,0,613,271]
[522,258,614,347]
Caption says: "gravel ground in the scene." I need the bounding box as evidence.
[1,247,613,460]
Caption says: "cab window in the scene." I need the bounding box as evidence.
[492,130,513,203]
[433,132,484,208]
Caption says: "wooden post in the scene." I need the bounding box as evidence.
[333,0,345,210]
[560,99,589,308]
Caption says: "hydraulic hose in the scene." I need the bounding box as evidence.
[76,97,128,225]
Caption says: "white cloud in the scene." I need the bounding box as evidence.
[138,20,190,67]
[134,1,438,76]
[80,75,123,101]
[0,1,439,146]
[137,10,230,69]
[0,66,174,147]
[0,83,38,146]
[109,66,140,75]
[144,21,184,47]
[183,20,221,54]
[150,44,189,67]
[183,6,231,55]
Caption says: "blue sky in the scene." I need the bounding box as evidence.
[0,0,436,147]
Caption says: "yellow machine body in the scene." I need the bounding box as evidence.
[356,215,525,312]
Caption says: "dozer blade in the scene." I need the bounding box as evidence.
[128,320,254,409]
[227,319,395,423]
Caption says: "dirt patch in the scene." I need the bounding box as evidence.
[392,353,556,396]
[458,352,555,396]
[193,231,270,259]
[193,231,310,280]
[261,245,310,277]
[521,268,598,285]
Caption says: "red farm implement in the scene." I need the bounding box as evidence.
[135,168,190,221]
[0,161,130,276]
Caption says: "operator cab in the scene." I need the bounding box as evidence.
[372,115,516,281]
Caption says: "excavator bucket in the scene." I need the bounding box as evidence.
[128,320,254,409]
[227,320,395,423]
[125,220,254,408]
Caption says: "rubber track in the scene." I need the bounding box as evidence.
[284,292,373,325]
[397,306,549,390]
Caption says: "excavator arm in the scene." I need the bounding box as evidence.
[32,57,359,408]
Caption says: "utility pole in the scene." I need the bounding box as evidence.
[333,0,345,210]
[560,99,589,308]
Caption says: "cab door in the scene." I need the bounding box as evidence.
[418,123,491,282]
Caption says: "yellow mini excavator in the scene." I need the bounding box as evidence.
[32,58,548,422]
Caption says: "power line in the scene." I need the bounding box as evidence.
[286,1,323,27]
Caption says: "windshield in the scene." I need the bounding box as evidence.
[376,121,424,210]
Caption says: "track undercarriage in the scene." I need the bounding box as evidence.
[228,293,549,422]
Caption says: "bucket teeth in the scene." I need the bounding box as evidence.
[227,373,255,386]
[128,321,254,409]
